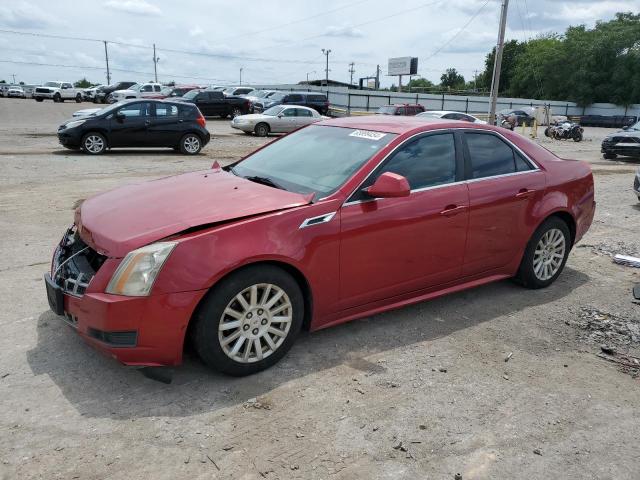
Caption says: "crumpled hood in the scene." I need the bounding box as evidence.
[77,169,312,257]
[605,129,640,139]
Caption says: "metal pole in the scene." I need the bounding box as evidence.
[152,43,158,83]
[321,49,331,88]
[375,65,380,90]
[349,62,355,85]
[239,67,243,85]
[11,74,16,84]
[488,0,509,125]
[103,41,111,85]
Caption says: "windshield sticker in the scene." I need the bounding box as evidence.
[349,130,387,141]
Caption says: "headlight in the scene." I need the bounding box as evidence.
[66,119,86,129]
[106,242,177,296]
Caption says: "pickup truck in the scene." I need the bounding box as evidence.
[173,89,251,118]
[108,82,165,103]
[33,82,82,103]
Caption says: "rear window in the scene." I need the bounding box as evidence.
[465,132,532,179]
[179,105,198,118]
[307,95,327,102]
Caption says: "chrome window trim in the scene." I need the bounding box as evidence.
[299,212,337,229]
[341,127,540,208]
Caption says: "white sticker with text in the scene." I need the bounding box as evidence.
[349,130,387,141]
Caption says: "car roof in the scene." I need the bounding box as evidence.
[317,115,496,134]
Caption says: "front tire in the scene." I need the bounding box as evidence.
[80,132,107,155]
[179,133,202,155]
[572,131,583,142]
[255,123,270,137]
[229,107,243,119]
[603,152,617,160]
[35,97,43,102]
[193,265,304,376]
[514,217,571,289]
[75,93,82,103]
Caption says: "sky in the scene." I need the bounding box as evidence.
[0,0,638,87]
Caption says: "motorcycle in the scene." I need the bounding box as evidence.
[544,122,583,142]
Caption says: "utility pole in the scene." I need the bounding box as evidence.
[488,0,509,125]
[11,74,16,84]
[348,62,355,85]
[306,71,316,83]
[152,43,159,83]
[321,48,331,87]
[375,64,381,90]
[239,67,243,85]
[473,69,479,92]
[103,41,111,85]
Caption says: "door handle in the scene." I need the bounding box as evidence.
[439,205,468,217]
[144,120,151,126]
[515,188,536,199]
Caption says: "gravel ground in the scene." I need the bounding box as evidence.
[1,98,639,480]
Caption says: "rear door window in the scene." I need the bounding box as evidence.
[296,108,313,117]
[155,104,178,117]
[287,94,303,103]
[117,102,151,117]
[465,132,529,179]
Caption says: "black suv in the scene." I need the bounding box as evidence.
[57,99,211,155]
[253,91,329,114]
[174,89,251,118]
[93,82,137,104]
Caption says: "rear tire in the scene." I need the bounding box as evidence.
[193,265,304,376]
[179,133,202,155]
[75,94,82,103]
[229,107,243,119]
[572,131,583,142]
[603,152,617,160]
[53,93,61,103]
[80,132,107,155]
[255,123,270,137]
[35,98,43,102]
[514,217,571,289]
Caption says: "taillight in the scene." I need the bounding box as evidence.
[196,113,206,128]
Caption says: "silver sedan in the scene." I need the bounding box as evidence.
[231,105,327,136]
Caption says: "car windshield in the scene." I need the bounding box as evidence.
[182,89,201,100]
[628,121,640,131]
[416,112,442,118]
[231,125,397,197]
[252,90,267,98]
[268,92,285,101]
[44,82,61,87]
[377,106,396,114]
[263,106,286,116]
[129,84,141,92]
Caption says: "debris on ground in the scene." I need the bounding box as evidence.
[567,307,640,347]
[504,352,513,362]
[533,448,542,456]
[613,254,640,268]
[577,241,640,258]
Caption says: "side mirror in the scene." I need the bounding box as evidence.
[622,125,629,130]
[277,114,284,118]
[364,172,410,198]
[115,112,126,122]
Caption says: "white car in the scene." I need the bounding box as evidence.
[108,83,163,103]
[83,85,104,101]
[34,81,82,103]
[231,105,327,137]
[7,86,26,98]
[416,110,486,124]
[72,107,104,118]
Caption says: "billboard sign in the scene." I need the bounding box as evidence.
[388,57,418,76]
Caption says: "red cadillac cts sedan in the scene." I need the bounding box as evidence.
[45,116,595,376]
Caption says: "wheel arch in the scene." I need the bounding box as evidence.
[533,209,576,247]
[81,129,111,147]
[183,259,314,355]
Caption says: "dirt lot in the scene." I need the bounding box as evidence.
[1,98,639,480]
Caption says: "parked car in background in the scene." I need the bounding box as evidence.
[34,81,82,103]
[45,116,595,376]
[223,86,254,96]
[498,108,535,127]
[7,85,26,98]
[82,85,104,101]
[231,105,326,136]
[72,107,104,118]
[94,82,137,103]
[173,89,250,118]
[417,110,486,123]
[208,85,227,91]
[242,89,277,112]
[57,99,210,155]
[601,120,640,160]
[376,104,425,116]
[253,91,330,115]
[108,83,164,103]
[165,85,200,97]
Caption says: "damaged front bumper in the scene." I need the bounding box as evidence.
[45,227,206,367]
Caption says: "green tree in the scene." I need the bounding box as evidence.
[0,80,6,84]
[407,77,434,91]
[74,78,92,88]
[477,40,526,93]
[440,68,465,90]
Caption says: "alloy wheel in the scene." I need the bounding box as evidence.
[533,228,566,281]
[183,136,200,153]
[218,283,293,363]
[84,135,104,153]
[231,108,242,118]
